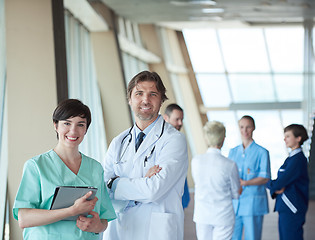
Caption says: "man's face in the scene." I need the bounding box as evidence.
[239,118,255,141]
[165,109,184,131]
[128,81,162,123]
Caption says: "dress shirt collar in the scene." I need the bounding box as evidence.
[135,115,160,140]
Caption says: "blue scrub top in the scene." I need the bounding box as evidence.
[13,150,116,240]
[228,141,271,216]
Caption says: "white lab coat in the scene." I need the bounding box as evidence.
[191,148,240,227]
[103,116,188,240]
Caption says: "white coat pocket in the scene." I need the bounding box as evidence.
[148,212,177,240]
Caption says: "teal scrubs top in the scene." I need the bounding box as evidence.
[13,150,116,240]
[228,141,271,216]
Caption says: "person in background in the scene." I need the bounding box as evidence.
[192,121,240,240]
[163,103,184,132]
[267,124,309,240]
[229,115,271,240]
[163,103,190,209]
[103,71,188,240]
[13,99,116,240]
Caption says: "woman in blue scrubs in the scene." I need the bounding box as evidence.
[13,99,116,240]
[229,115,271,240]
[267,124,309,240]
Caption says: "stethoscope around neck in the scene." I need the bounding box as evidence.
[115,120,166,166]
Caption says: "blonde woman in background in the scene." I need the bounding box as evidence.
[192,121,241,240]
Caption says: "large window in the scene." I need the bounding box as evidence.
[64,10,107,162]
[0,0,8,238]
[184,27,308,177]
[122,52,148,85]
[0,0,5,165]
[118,18,149,85]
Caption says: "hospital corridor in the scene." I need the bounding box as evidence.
[2,0,315,240]
[184,193,315,240]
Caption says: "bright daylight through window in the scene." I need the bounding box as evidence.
[183,27,307,177]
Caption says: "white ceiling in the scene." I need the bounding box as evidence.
[98,0,315,29]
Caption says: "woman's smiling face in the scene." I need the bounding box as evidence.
[54,116,87,148]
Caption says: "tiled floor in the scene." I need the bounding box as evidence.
[184,193,315,240]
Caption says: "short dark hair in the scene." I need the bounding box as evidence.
[284,124,308,146]
[164,103,183,117]
[239,115,255,129]
[127,71,168,102]
[53,99,91,130]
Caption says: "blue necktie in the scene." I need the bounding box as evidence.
[135,132,145,151]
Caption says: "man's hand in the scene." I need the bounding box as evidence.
[145,165,162,178]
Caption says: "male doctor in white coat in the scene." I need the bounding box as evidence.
[103,71,188,240]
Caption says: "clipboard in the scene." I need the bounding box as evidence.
[50,186,98,221]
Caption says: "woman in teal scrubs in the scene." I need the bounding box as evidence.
[13,99,116,240]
